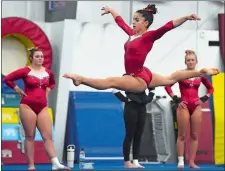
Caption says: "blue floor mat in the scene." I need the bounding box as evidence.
[1,161,224,170]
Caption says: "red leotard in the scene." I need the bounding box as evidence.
[115,16,175,85]
[164,77,214,113]
[3,67,55,114]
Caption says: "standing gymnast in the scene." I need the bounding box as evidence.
[113,87,155,168]
[64,4,219,92]
[3,48,69,170]
[164,50,214,169]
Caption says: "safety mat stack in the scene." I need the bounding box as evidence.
[65,91,124,161]
[210,73,224,165]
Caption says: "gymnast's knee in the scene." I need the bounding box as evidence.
[190,133,198,141]
[177,135,185,141]
[41,132,53,142]
[25,135,35,141]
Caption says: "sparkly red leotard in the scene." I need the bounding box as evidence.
[115,16,175,85]
[164,77,214,113]
[3,67,55,114]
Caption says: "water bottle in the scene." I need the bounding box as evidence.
[79,148,85,169]
[2,97,5,105]
[67,145,75,168]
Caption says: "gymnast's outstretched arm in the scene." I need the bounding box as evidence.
[101,6,135,36]
[145,14,200,41]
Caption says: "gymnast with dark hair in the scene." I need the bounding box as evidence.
[64,4,219,92]
[113,86,155,168]
[164,50,214,169]
[3,48,69,170]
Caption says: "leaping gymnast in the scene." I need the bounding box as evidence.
[64,4,219,94]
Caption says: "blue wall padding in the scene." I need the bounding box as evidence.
[2,93,21,107]
[2,124,55,141]
[2,74,24,94]
[65,91,125,160]
[207,76,215,140]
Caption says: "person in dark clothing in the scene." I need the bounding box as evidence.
[113,87,155,168]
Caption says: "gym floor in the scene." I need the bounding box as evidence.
[1,160,224,170]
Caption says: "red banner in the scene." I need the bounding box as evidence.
[185,102,214,163]
[218,14,225,63]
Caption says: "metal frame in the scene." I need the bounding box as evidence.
[146,97,171,163]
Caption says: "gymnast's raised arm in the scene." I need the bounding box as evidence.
[145,14,201,42]
[101,6,135,36]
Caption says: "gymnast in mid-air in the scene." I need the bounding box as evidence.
[64,4,219,93]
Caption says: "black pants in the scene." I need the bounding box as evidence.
[123,101,146,161]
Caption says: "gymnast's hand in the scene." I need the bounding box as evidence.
[194,95,209,106]
[178,101,187,109]
[187,14,201,20]
[199,95,209,103]
[14,85,27,97]
[101,6,112,15]
[172,95,187,109]
[172,95,182,104]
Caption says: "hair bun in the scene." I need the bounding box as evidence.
[27,47,39,51]
[185,50,195,55]
[27,47,34,51]
[145,4,157,14]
